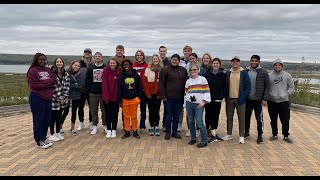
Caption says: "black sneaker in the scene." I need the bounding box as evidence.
[215,134,223,142]
[133,131,140,139]
[283,137,293,144]
[257,136,263,144]
[164,133,170,140]
[208,136,216,143]
[122,131,130,139]
[197,142,207,148]
[244,133,250,139]
[269,135,278,141]
[188,139,197,145]
[171,132,182,139]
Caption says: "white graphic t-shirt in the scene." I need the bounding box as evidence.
[93,69,103,82]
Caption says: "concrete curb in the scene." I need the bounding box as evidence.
[291,103,320,114]
[0,104,30,117]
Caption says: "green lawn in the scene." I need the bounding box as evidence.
[0,73,29,106]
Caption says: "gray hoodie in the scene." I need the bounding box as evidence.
[268,70,294,103]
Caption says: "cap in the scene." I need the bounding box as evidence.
[231,56,240,61]
[84,48,92,53]
[273,58,283,66]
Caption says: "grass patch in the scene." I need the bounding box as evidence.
[0,73,29,106]
[291,78,320,108]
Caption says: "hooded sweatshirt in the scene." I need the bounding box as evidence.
[102,66,120,103]
[117,69,143,103]
[27,66,57,100]
[268,70,294,103]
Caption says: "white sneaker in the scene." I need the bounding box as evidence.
[196,130,200,138]
[56,133,64,141]
[103,126,108,134]
[89,122,94,130]
[239,137,245,144]
[91,125,98,135]
[222,134,233,141]
[77,122,84,131]
[106,130,112,138]
[37,141,49,149]
[44,139,53,147]
[111,130,116,138]
[48,134,60,142]
[186,129,190,137]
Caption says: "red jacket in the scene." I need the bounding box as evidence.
[102,66,120,103]
[132,61,148,78]
[141,68,160,98]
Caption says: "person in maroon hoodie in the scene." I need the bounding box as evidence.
[132,50,148,134]
[27,52,57,149]
[102,58,120,139]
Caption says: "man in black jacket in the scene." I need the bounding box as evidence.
[244,55,270,144]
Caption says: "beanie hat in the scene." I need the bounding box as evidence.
[273,58,283,66]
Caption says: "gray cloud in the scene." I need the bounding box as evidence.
[0,4,319,62]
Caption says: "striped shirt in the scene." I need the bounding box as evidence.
[185,76,211,104]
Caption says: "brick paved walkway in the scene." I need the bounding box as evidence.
[0,104,319,176]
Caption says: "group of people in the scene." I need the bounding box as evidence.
[26,44,294,149]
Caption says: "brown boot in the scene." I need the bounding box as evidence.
[207,129,212,137]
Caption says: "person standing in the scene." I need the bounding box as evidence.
[204,57,226,143]
[224,56,251,144]
[185,64,211,148]
[27,52,56,149]
[159,45,170,132]
[48,57,70,142]
[268,58,294,144]
[102,58,120,138]
[244,55,270,144]
[67,60,85,136]
[86,52,106,135]
[77,48,94,131]
[141,54,163,136]
[159,54,188,140]
[118,59,143,139]
[132,50,148,134]
[178,45,192,132]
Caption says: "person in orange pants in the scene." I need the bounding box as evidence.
[117,58,143,139]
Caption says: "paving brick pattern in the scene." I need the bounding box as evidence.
[0,104,319,176]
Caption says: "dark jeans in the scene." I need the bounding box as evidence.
[267,100,290,137]
[60,100,70,126]
[104,101,119,130]
[71,99,81,124]
[164,98,184,134]
[204,101,222,130]
[79,92,92,123]
[139,93,147,129]
[29,92,51,143]
[50,109,62,135]
[146,94,161,128]
[245,99,264,136]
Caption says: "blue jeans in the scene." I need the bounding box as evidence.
[139,93,147,129]
[164,98,184,134]
[29,92,52,143]
[186,101,208,144]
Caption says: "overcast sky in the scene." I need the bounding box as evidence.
[0,4,319,62]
